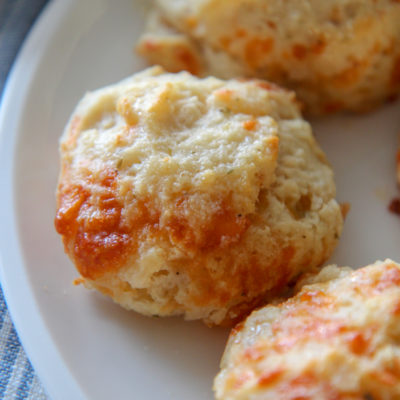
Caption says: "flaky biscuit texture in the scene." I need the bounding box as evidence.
[137,0,400,114]
[214,260,400,399]
[55,67,343,325]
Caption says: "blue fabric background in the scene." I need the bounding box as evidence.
[0,0,50,398]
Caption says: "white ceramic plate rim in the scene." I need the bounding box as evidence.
[0,1,85,399]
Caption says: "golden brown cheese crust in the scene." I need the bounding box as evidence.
[137,0,400,114]
[55,67,343,325]
[214,260,400,399]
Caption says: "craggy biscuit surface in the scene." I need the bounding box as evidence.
[137,0,400,114]
[55,67,343,325]
[214,259,400,399]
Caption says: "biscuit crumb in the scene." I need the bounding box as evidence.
[389,198,400,215]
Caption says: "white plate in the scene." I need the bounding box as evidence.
[0,1,399,399]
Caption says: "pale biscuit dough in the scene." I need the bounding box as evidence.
[214,259,400,399]
[55,67,343,326]
[137,0,400,114]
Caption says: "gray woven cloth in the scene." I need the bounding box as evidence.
[0,291,48,399]
[0,0,50,398]
[0,0,48,95]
